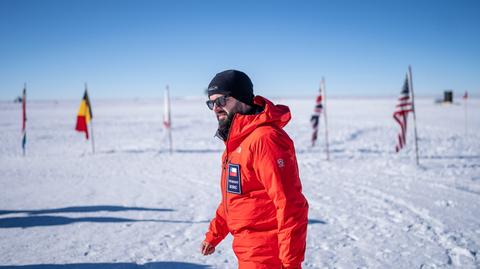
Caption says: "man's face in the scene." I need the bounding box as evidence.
[209,94,242,124]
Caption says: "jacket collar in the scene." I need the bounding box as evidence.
[224,96,291,152]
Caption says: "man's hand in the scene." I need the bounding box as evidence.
[200,240,215,255]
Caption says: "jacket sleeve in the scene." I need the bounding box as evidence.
[204,201,229,247]
[253,130,309,269]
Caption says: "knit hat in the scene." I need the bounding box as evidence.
[207,70,255,106]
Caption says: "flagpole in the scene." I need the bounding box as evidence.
[322,77,330,161]
[86,83,95,154]
[165,85,173,154]
[90,118,96,154]
[408,66,420,166]
[464,92,468,137]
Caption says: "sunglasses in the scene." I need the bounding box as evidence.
[206,95,229,110]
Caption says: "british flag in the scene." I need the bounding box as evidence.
[393,74,413,152]
[310,82,324,147]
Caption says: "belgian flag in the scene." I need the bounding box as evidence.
[75,90,93,139]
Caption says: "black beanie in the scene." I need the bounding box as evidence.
[207,70,255,106]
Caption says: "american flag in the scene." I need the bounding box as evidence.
[463,91,469,100]
[393,74,413,152]
[310,81,324,147]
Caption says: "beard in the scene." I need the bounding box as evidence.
[215,102,258,141]
[216,110,235,141]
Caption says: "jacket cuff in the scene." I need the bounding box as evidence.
[204,232,222,247]
[281,263,301,269]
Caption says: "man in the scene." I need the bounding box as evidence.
[201,70,309,269]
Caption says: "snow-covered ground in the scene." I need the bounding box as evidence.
[1,96,479,268]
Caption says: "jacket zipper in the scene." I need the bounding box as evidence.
[223,113,238,216]
[223,157,229,215]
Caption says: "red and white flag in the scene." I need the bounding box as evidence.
[229,166,238,177]
[393,73,413,152]
[164,85,173,154]
[163,85,171,129]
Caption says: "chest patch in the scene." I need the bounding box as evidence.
[227,163,242,194]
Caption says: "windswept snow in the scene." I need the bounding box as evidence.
[1,97,479,268]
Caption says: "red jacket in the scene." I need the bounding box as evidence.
[205,96,309,269]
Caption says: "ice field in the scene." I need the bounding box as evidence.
[1,96,479,268]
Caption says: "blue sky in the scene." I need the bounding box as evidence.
[0,0,479,100]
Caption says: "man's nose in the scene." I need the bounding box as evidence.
[213,103,224,112]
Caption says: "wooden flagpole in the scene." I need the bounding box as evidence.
[322,77,330,161]
[408,66,420,166]
[86,83,95,154]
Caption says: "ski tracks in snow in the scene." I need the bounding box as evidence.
[346,181,478,268]
[300,158,479,268]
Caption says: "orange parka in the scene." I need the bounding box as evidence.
[205,96,309,269]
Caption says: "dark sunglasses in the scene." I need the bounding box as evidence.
[206,95,229,110]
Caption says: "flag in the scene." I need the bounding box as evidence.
[463,91,468,100]
[163,85,171,129]
[75,90,93,139]
[22,85,27,154]
[229,166,238,177]
[310,81,324,146]
[393,74,413,152]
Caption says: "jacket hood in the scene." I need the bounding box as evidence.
[226,95,291,151]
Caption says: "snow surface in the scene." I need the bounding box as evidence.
[1,97,479,269]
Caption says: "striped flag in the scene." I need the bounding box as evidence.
[22,85,27,155]
[75,90,93,139]
[310,81,324,147]
[463,91,468,100]
[393,74,413,152]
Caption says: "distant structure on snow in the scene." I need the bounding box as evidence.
[434,90,454,104]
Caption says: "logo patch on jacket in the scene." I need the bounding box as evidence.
[227,163,242,194]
